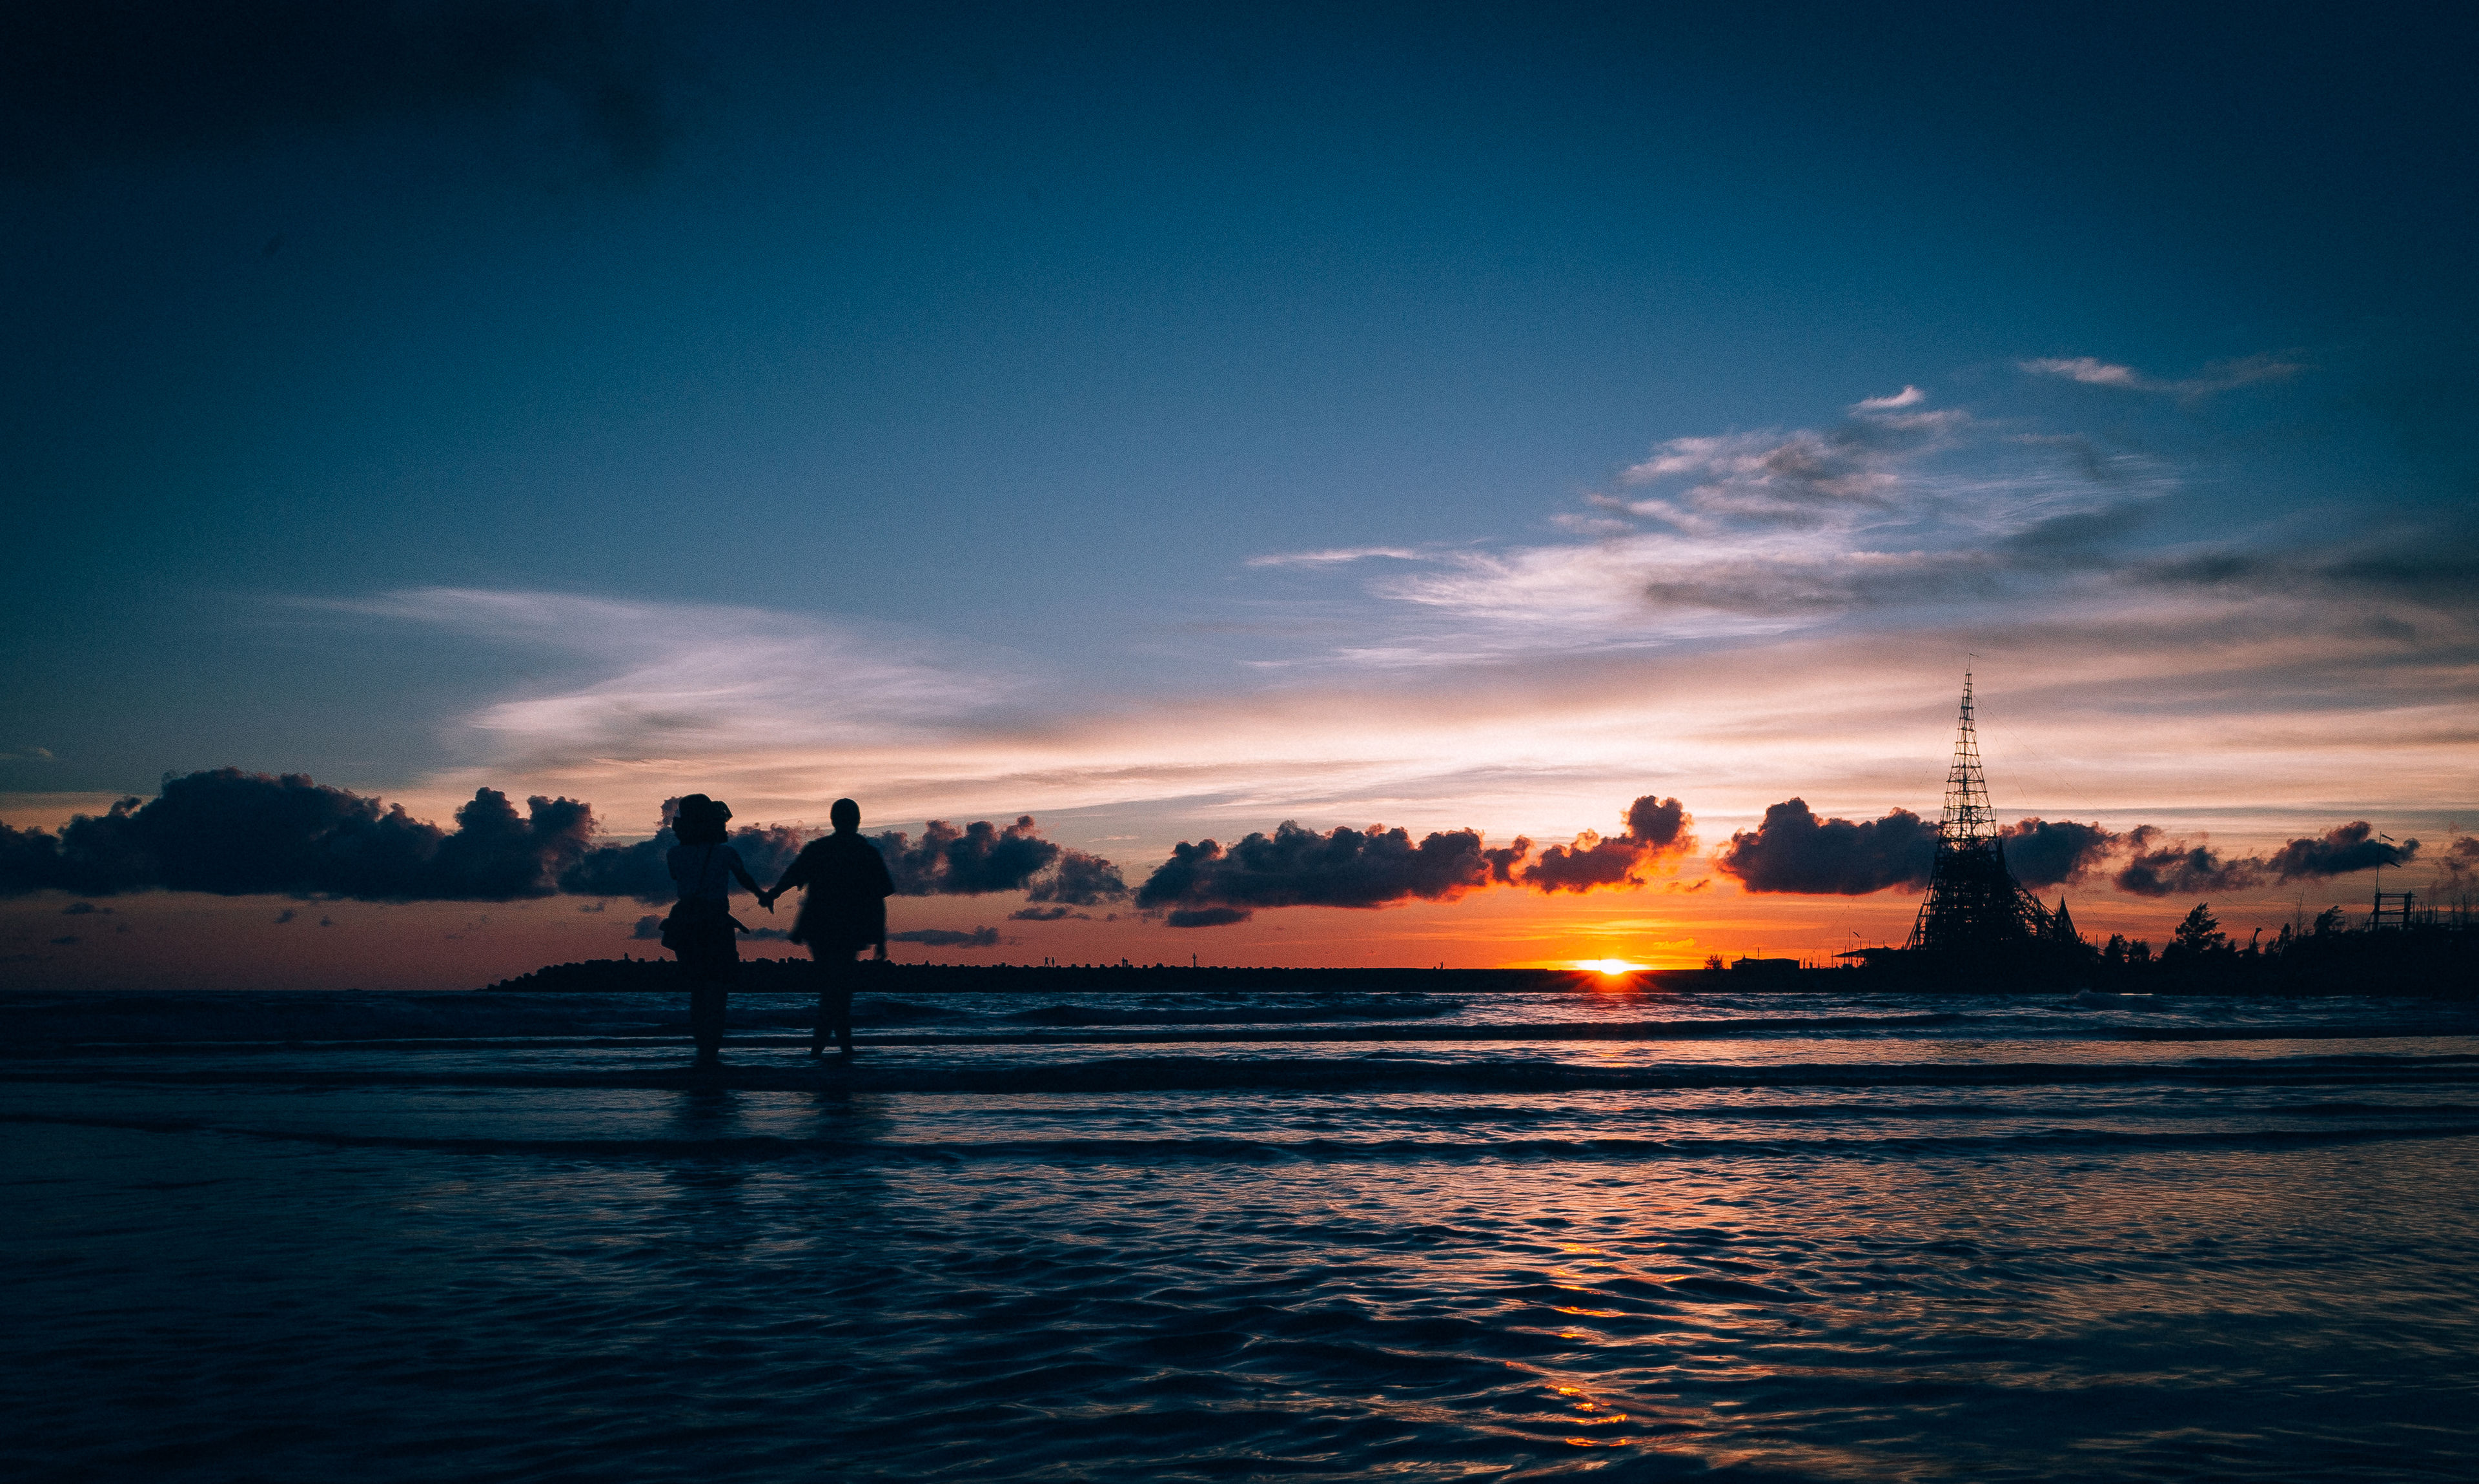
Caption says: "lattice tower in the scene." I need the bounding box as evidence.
[1909,670,2053,953]
[1939,670,1997,847]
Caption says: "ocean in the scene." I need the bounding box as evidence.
[6,982,2478,1481]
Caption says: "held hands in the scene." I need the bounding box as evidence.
[756,889,777,913]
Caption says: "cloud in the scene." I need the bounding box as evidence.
[2019,353,2302,398]
[1353,389,2162,647]
[1615,414,1952,525]
[336,587,1030,779]
[1135,820,1512,915]
[873,817,1129,903]
[560,804,804,902]
[631,913,662,939]
[274,908,296,924]
[0,769,594,900]
[1998,818,2120,888]
[1518,794,1695,893]
[1165,906,1250,929]
[2111,829,2263,898]
[1713,800,1937,895]
[2262,820,2418,880]
[2128,520,2479,607]
[0,764,1131,918]
[2020,357,2147,389]
[1246,547,1433,568]
[1026,848,1128,906]
[1008,905,1080,921]
[1715,802,2407,900]
[891,926,1001,948]
[0,0,678,178]
[566,805,1126,906]
[2113,821,2418,897]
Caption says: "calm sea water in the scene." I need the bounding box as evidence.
[6,984,2478,1482]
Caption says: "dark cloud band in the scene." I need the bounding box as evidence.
[0,775,1130,910]
[0,769,593,900]
[1717,800,2414,899]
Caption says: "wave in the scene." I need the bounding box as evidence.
[10,1109,2477,1164]
[9,1052,2478,1095]
[999,999,1458,1026]
[36,1015,2478,1056]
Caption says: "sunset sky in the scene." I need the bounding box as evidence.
[5,3,2473,986]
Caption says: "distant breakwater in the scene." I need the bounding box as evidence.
[489,960,1745,995]
[486,946,2476,997]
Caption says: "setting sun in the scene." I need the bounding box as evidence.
[1580,959,1643,976]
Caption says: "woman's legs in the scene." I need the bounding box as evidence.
[810,947,857,1057]
[690,976,729,1063]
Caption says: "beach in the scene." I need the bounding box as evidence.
[6,982,2478,1481]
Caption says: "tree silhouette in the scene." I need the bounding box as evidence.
[2170,902,2228,961]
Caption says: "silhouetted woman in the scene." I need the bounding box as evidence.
[664,794,760,1066]
[759,797,893,1057]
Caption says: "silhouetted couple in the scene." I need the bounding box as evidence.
[663,795,893,1066]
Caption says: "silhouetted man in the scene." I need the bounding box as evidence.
[759,798,894,1057]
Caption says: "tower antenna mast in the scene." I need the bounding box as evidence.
[1908,667,2055,956]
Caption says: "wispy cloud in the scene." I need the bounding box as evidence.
[1246,546,1435,568]
[1358,389,2149,644]
[2019,352,2303,398]
[1612,396,1966,528]
[328,588,1026,768]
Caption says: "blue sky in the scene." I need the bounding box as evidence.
[3,3,2473,976]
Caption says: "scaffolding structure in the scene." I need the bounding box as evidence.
[1906,672,2064,954]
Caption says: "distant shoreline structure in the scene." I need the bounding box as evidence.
[478,954,2476,999]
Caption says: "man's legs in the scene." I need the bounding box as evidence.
[690,978,728,1063]
[811,949,857,1057]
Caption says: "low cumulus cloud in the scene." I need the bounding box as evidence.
[1026,848,1129,906]
[0,0,678,178]
[2112,830,2263,897]
[873,817,1130,904]
[0,777,1132,917]
[2113,821,2417,897]
[1130,792,1697,924]
[1517,795,1695,893]
[562,802,804,902]
[891,926,1000,948]
[0,769,593,900]
[1165,906,1250,929]
[1714,800,1937,895]
[1715,804,2405,899]
[1135,820,1512,926]
[1998,818,2120,888]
